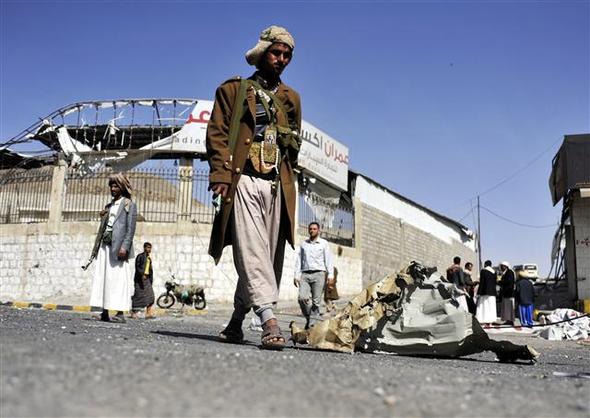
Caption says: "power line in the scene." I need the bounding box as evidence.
[445,136,563,214]
[480,205,557,229]
[475,137,562,200]
[457,207,474,223]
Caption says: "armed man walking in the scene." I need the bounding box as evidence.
[294,222,335,329]
[206,26,302,350]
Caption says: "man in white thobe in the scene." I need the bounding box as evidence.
[89,173,137,323]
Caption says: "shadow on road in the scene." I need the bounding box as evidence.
[152,330,221,341]
[151,330,347,353]
[151,330,259,347]
[150,330,514,363]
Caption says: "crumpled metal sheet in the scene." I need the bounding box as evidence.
[306,272,413,353]
[302,262,515,359]
[357,273,475,356]
[297,262,539,362]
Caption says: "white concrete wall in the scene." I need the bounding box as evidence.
[0,222,363,306]
[355,176,475,251]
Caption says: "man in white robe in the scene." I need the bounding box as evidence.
[476,260,498,325]
[89,173,137,323]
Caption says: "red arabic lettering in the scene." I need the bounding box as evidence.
[186,110,211,124]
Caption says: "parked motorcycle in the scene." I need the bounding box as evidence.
[156,275,207,310]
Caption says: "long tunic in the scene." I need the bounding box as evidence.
[131,252,155,309]
[89,198,136,311]
[476,295,497,323]
[90,244,133,311]
[476,267,498,323]
[499,269,516,322]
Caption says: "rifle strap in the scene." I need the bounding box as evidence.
[247,79,289,126]
[227,78,295,155]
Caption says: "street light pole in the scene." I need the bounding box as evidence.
[477,195,482,271]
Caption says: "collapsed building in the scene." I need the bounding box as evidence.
[0,99,476,305]
[548,134,590,312]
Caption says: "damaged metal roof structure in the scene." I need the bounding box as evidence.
[0,147,55,170]
[1,98,351,182]
[2,99,211,174]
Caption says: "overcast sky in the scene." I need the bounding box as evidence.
[1,0,588,275]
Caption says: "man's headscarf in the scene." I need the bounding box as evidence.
[108,172,132,199]
[245,25,295,66]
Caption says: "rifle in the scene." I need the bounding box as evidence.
[81,206,110,270]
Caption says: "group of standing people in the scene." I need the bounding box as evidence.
[447,257,535,327]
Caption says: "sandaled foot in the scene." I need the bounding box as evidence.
[93,311,110,322]
[260,318,285,351]
[145,306,156,319]
[218,319,244,344]
[110,314,126,324]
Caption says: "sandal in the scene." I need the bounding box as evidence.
[260,318,285,351]
[93,311,110,322]
[218,319,244,344]
[110,314,126,324]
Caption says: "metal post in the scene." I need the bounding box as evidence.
[477,195,482,271]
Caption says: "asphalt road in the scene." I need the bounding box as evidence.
[1,305,589,418]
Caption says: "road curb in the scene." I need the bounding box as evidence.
[0,301,208,316]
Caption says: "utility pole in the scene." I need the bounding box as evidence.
[477,195,482,271]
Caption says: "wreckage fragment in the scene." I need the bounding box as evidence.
[294,262,540,363]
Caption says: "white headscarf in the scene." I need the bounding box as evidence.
[245,25,295,66]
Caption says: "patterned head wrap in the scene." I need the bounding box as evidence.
[108,172,132,199]
[245,25,295,66]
